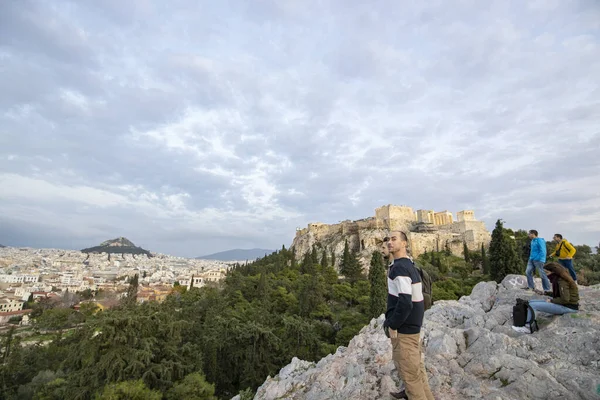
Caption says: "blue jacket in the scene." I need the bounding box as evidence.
[529,237,547,262]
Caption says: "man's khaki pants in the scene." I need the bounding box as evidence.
[390,330,434,400]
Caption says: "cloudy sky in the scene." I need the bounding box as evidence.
[1,0,599,257]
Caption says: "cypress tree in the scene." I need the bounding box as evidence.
[330,250,336,269]
[436,256,447,274]
[257,272,267,299]
[482,243,490,275]
[489,219,521,282]
[124,273,139,306]
[320,250,328,268]
[290,247,297,269]
[340,240,351,276]
[368,251,387,318]
[301,252,314,275]
[311,245,319,264]
[345,251,363,283]
[463,241,470,263]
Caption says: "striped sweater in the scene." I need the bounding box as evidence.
[384,257,425,334]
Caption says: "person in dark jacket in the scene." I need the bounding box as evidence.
[384,231,434,400]
[513,262,579,334]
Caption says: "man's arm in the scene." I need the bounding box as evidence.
[539,239,547,259]
[551,282,569,305]
[551,243,559,257]
[565,240,576,258]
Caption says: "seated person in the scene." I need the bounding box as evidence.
[513,262,579,334]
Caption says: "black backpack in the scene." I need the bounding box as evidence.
[416,265,432,311]
[513,298,539,333]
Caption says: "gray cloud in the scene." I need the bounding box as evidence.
[1,0,599,256]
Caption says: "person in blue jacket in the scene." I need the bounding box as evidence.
[525,230,550,291]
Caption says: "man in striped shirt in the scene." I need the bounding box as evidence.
[384,231,434,400]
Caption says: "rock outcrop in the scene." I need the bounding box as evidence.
[248,276,600,400]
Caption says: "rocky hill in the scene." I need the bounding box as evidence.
[81,237,152,257]
[245,275,600,400]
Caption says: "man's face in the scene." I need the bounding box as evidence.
[380,242,390,257]
[528,232,535,239]
[387,231,406,253]
[553,235,560,242]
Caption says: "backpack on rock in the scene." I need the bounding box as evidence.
[513,298,539,333]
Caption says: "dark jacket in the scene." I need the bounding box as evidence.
[545,274,579,310]
[384,257,424,334]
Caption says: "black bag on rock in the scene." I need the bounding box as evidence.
[513,298,539,333]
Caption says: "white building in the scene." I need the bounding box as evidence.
[0,297,24,313]
[0,274,40,284]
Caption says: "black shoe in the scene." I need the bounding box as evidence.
[390,390,407,399]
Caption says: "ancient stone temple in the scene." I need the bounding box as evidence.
[291,204,491,269]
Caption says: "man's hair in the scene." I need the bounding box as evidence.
[554,233,563,239]
[399,231,408,242]
[529,230,538,236]
[384,232,408,242]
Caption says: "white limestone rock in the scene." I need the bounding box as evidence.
[247,276,600,400]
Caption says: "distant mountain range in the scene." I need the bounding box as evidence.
[197,248,274,261]
[0,244,5,248]
[81,237,152,257]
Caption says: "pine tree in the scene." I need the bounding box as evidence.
[482,243,490,275]
[463,241,470,263]
[368,251,387,318]
[489,219,521,282]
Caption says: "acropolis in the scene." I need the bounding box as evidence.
[291,205,491,268]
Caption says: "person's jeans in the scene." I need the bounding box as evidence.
[558,258,577,281]
[527,300,578,321]
[526,259,550,291]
